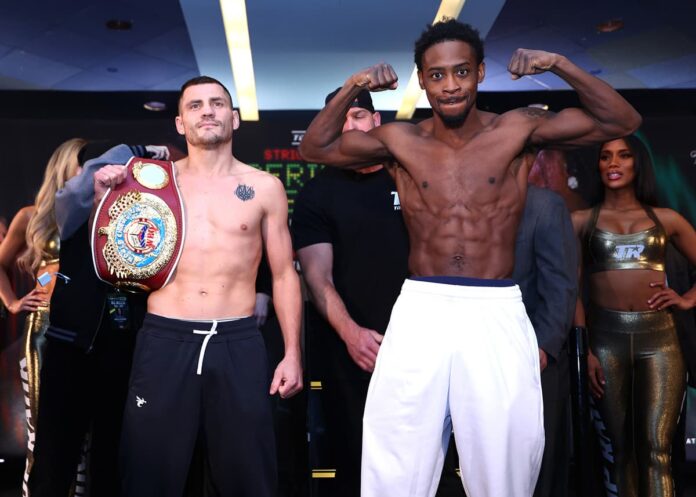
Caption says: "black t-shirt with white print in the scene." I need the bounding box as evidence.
[292,167,409,379]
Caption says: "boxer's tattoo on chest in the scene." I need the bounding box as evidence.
[422,181,429,189]
[235,184,255,201]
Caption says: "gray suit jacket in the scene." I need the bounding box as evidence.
[513,185,578,361]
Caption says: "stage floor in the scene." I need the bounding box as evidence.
[2,457,695,497]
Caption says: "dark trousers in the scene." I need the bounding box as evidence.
[320,377,370,497]
[119,314,277,497]
[28,328,136,497]
[534,351,571,497]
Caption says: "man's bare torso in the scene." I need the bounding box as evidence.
[148,160,270,319]
[381,109,538,278]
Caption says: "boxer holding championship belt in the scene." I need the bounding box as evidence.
[91,157,185,291]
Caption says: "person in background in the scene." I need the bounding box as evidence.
[572,135,696,497]
[513,184,577,497]
[0,138,86,497]
[27,141,168,497]
[293,88,409,497]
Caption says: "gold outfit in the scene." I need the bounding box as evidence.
[21,234,88,497]
[20,234,60,496]
[22,234,59,416]
[585,206,685,497]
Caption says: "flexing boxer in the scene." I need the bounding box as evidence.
[94,76,302,496]
[300,19,640,497]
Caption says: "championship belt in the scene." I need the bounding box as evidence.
[91,157,185,292]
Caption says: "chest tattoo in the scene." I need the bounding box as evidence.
[235,184,255,202]
[422,181,429,189]
[488,177,496,184]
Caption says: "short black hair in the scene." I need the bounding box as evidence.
[414,19,484,71]
[178,76,233,112]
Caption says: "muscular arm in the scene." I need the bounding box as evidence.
[297,243,381,372]
[299,65,397,168]
[0,207,46,313]
[262,177,303,398]
[508,50,641,147]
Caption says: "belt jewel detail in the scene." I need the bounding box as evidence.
[132,161,169,189]
[98,190,178,282]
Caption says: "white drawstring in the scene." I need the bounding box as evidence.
[193,320,218,375]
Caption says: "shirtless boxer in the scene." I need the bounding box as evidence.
[94,76,302,497]
[300,19,640,497]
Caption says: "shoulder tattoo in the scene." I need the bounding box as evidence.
[519,107,548,119]
[235,184,255,201]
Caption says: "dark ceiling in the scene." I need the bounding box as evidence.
[0,0,694,111]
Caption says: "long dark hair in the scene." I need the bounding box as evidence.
[598,135,658,206]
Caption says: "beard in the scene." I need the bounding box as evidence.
[434,106,471,129]
[186,122,232,149]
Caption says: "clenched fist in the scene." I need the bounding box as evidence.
[94,164,128,200]
[350,63,399,92]
[508,49,561,80]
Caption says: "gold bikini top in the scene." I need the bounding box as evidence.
[584,205,667,274]
[39,232,60,267]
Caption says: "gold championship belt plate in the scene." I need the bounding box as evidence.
[91,157,185,291]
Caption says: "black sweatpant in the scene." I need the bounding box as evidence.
[28,328,137,497]
[119,313,277,497]
[320,377,369,497]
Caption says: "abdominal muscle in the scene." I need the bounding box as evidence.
[147,238,261,320]
[589,269,665,312]
[404,204,520,279]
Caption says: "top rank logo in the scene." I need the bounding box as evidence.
[613,244,644,260]
[291,130,306,146]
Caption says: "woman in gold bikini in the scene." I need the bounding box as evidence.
[0,138,86,496]
[572,135,696,497]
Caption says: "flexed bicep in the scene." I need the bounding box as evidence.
[300,125,393,169]
[529,108,611,148]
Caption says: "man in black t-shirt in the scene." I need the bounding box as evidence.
[292,89,409,497]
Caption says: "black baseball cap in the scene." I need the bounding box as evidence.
[324,87,375,113]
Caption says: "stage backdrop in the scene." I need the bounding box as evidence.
[1,90,694,223]
[0,89,694,461]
